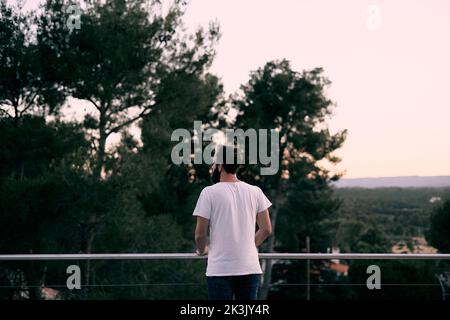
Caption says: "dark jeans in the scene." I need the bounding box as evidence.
[206,274,261,300]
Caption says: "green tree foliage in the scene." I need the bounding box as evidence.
[0,115,87,179]
[37,0,220,179]
[33,3,221,285]
[0,0,64,122]
[0,0,219,299]
[427,199,450,253]
[0,117,90,299]
[139,69,223,237]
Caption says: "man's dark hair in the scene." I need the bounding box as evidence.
[215,145,239,174]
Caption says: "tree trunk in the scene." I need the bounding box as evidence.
[84,107,107,293]
[12,101,24,181]
[93,120,107,180]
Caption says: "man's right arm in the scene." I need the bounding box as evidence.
[255,209,272,247]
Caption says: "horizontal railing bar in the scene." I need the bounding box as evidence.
[1,253,450,261]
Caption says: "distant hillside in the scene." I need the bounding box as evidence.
[333,175,450,188]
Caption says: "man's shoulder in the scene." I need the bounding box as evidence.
[239,181,261,192]
[200,185,213,194]
[200,184,223,194]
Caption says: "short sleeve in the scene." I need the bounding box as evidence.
[257,188,272,213]
[193,188,211,220]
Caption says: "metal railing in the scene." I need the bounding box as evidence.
[1,253,450,300]
[1,253,450,260]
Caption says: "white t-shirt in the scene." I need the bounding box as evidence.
[192,181,272,276]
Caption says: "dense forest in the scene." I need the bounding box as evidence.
[335,187,450,246]
[1,0,449,300]
[269,187,450,300]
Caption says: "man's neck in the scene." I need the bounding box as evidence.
[221,174,239,182]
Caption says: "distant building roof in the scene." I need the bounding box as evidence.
[329,262,349,276]
[391,237,438,254]
[41,287,61,300]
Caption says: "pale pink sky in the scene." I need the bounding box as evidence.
[183,0,450,178]
[18,0,450,178]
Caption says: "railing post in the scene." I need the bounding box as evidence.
[306,236,310,301]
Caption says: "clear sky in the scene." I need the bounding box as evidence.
[16,0,450,178]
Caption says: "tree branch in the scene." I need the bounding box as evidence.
[106,105,153,135]
[108,99,151,116]
[19,91,38,117]
[0,108,13,119]
[87,97,101,111]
